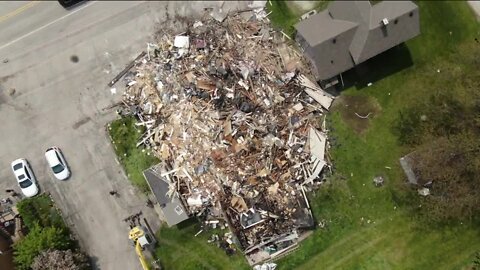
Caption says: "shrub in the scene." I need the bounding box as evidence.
[13,225,73,270]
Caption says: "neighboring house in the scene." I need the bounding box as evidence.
[143,165,190,226]
[295,0,420,84]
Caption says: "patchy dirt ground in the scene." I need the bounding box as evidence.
[332,95,382,134]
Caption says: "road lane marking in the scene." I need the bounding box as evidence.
[0,1,98,51]
[0,1,39,24]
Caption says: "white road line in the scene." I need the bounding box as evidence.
[0,1,98,51]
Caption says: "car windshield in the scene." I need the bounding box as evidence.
[19,179,33,188]
[13,163,22,171]
[52,164,64,174]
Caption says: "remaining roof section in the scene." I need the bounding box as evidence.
[143,166,190,226]
[161,197,189,226]
[295,11,358,46]
[144,169,170,205]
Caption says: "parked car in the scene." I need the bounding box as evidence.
[58,0,85,9]
[11,159,39,197]
[45,147,70,180]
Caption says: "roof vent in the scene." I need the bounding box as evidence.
[382,18,389,26]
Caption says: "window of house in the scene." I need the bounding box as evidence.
[332,38,336,44]
[409,11,414,17]
[394,19,398,24]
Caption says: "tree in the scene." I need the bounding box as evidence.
[13,225,73,270]
[31,249,91,270]
[16,195,66,231]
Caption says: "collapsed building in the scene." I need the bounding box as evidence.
[116,8,333,265]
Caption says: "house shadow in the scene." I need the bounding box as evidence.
[336,43,414,92]
[175,217,199,230]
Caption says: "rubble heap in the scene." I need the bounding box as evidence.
[119,10,333,263]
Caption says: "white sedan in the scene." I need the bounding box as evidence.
[11,159,39,197]
[45,147,70,180]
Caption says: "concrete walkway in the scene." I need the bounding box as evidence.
[468,1,480,20]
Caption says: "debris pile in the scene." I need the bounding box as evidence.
[373,176,384,187]
[119,10,333,264]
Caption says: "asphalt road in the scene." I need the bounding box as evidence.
[0,1,250,269]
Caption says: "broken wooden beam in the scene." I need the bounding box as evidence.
[108,51,146,87]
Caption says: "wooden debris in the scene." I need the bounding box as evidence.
[119,9,330,262]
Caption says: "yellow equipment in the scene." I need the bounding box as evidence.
[129,226,154,270]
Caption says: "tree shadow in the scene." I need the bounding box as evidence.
[338,43,414,91]
[89,256,100,270]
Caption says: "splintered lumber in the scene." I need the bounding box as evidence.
[108,51,146,87]
[121,9,328,258]
[136,131,154,147]
[304,157,326,185]
[298,74,334,110]
[309,127,327,161]
[304,89,333,110]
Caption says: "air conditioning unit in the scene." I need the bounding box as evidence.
[382,18,389,26]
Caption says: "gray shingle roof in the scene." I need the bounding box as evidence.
[370,1,418,29]
[143,166,190,226]
[160,197,190,226]
[144,169,170,205]
[329,1,371,24]
[295,11,358,46]
[295,0,420,80]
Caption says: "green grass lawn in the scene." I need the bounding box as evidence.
[275,1,480,269]
[108,116,159,192]
[155,220,249,270]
